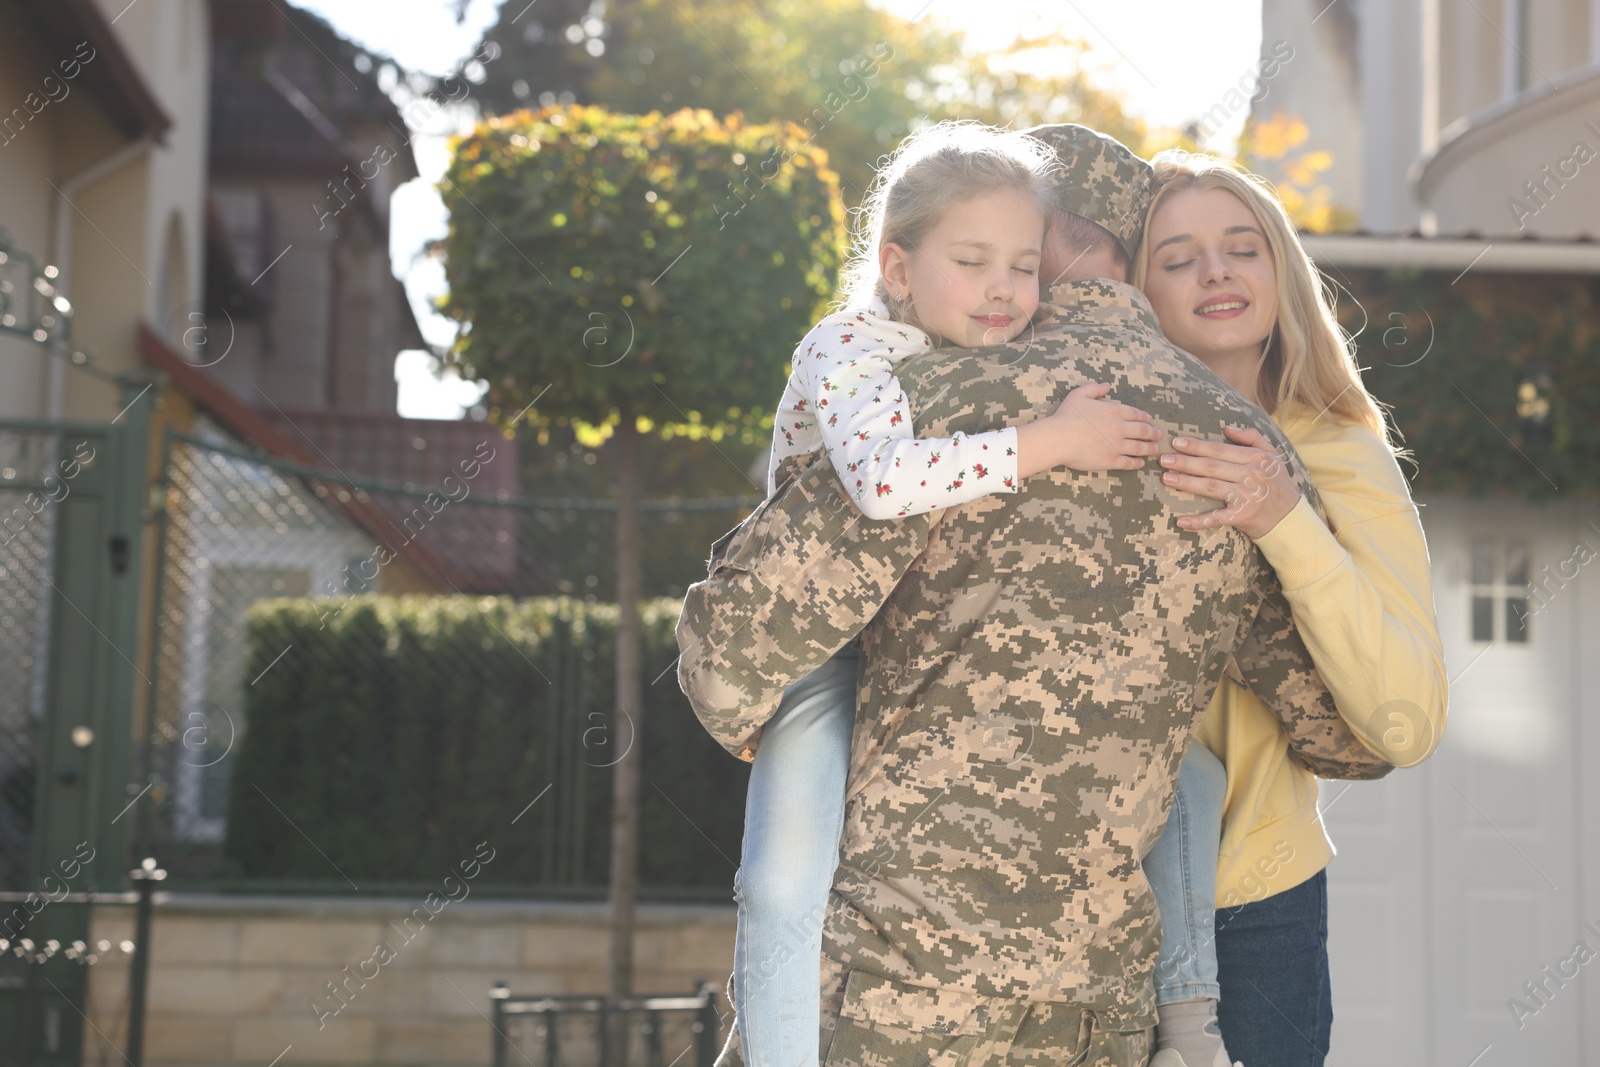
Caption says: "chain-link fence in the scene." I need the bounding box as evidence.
[139,430,757,899]
[0,426,73,893]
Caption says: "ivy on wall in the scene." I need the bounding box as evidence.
[1337,268,1600,500]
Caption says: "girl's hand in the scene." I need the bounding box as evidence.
[1015,383,1161,479]
[1054,382,1163,472]
[1160,425,1301,540]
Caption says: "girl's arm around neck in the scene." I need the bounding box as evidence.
[796,307,1022,521]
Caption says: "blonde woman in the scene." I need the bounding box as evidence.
[1135,154,1448,1067]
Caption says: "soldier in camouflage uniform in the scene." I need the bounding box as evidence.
[678,125,1388,1066]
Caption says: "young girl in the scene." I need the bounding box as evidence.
[728,122,1161,1067]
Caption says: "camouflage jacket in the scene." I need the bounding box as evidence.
[678,279,1391,1024]
[677,282,1387,784]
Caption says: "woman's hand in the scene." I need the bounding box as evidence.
[1159,425,1302,540]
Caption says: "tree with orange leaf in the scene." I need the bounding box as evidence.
[1240,112,1357,233]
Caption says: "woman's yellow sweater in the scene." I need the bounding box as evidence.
[1194,405,1448,907]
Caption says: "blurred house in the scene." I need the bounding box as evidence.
[0,2,212,1059]
[143,0,524,860]
[0,0,200,424]
[1252,4,1600,1066]
[0,3,532,1061]
[1257,0,1600,239]
[0,0,206,904]
[204,0,423,413]
[187,0,519,585]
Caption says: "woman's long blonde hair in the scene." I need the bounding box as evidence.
[1133,152,1395,448]
[838,121,1058,335]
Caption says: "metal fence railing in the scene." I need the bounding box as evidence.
[489,982,722,1067]
[0,861,165,1067]
[138,430,757,897]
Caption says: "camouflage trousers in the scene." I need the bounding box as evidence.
[817,957,1153,1067]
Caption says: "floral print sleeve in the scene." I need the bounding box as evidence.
[767,305,1020,519]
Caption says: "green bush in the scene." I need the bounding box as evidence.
[226,596,748,898]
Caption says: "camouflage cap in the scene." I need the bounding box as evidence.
[1021,124,1153,261]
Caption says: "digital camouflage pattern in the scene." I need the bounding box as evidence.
[1019,124,1153,261]
[676,122,1153,761]
[676,448,936,760]
[817,962,1151,1067]
[678,278,1393,1039]
[818,279,1372,1026]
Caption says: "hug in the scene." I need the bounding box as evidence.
[677,122,1447,1067]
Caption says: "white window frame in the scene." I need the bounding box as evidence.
[1469,535,1532,645]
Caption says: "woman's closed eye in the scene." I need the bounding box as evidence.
[1162,248,1258,272]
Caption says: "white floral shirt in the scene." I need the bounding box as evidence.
[767,301,1020,519]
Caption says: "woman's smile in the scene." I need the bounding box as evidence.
[1194,294,1250,318]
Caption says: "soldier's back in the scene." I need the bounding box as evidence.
[826,279,1300,1022]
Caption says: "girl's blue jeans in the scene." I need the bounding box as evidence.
[732,647,858,1067]
[1143,740,1229,1004]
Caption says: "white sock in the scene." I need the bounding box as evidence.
[1155,997,1231,1067]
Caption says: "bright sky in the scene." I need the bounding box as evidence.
[291,0,1263,418]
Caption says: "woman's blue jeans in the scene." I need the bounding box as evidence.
[732,649,857,1067]
[1215,868,1334,1066]
[1143,741,1229,1004]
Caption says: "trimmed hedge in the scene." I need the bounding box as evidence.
[226,596,748,897]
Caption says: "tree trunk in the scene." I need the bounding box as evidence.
[607,409,643,1047]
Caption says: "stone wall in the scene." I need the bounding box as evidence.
[82,894,736,1065]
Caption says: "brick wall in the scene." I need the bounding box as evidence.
[81,895,736,1065]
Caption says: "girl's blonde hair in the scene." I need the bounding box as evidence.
[839,121,1058,335]
[1133,152,1395,448]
